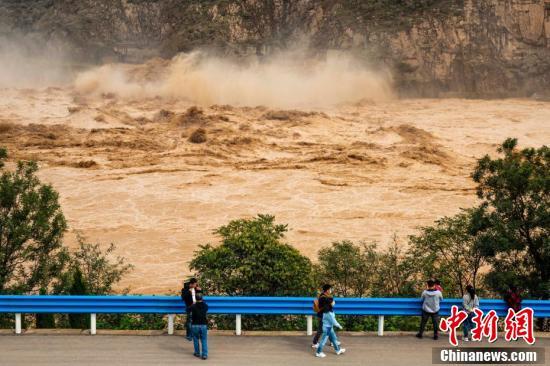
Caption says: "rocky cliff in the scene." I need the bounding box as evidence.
[1,0,549,97]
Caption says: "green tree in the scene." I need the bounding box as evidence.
[471,138,549,299]
[190,214,314,296]
[373,236,419,297]
[0,151,67,294]
[316,240,378,297]
[408,210,486,297]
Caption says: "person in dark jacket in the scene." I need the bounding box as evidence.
[190,293,209,360]
[504,284,522,312]
[312,284,334,348]
[181,278,202,341]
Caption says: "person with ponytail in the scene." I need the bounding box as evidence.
[462,285,479,342]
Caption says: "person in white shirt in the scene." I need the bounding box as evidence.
[462,285,479,342]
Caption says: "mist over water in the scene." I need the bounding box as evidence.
[74,51,394,108]
[0,35,73,88]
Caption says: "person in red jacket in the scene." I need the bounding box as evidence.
[434,279,443,293]
[504,284,522,312]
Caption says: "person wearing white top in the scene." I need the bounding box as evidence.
[462,285,479,342]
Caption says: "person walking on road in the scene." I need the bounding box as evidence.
[416,279,443,340]
[462,284,479,342]
[315,303,345,358]
[312,284,334,348]
[190,293,209,360]
[181,278,202,341]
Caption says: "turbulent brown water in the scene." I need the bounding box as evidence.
[1,56,549,293]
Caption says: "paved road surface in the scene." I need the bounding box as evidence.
[0,335,548,366]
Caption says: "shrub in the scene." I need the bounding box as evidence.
[52,235,133,295]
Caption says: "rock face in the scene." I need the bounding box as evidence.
[1,0,549,97]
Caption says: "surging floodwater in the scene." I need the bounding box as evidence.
[0,53,548,292]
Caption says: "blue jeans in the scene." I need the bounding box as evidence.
[317,327,340,354]
[192,325,208,357]
[463,312,475,338]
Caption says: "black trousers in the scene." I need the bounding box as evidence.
[185,308,192,338]
[312,316,323,344]
[418,310,439,336]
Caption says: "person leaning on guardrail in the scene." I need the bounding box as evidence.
[181,278,203,341]
[190,293,209,360]
[415,279,443,340]
[311,284,334,349]
[504,284,522,312]
[434,278,443,293]
[462,284,479,342]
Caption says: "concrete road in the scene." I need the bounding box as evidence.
[0,335,548,366]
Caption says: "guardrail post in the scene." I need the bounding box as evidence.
[306,315,313,336]
[15,313,22,334]
[90,313,97,335]
[377,315,384,336]
[235,314,242,336]
[167,314,175,335]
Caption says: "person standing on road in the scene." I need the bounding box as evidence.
[416,279,443,340]
[311,284,334,348]
[462,284,479,342]
[315,303,345,358]
[181,278,202,341]
[190,293,209,360]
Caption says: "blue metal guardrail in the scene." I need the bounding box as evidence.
[1,296,549,316]
[1,296,548,335]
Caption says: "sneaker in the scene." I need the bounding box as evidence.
[315,352,326,358]
[336,348,346,355]
[201,356,208,360]
[193,353,201,358]
[433,335,439,340]
[415,333,423,339]
[463,337,469,342]
[311,343,319,348]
